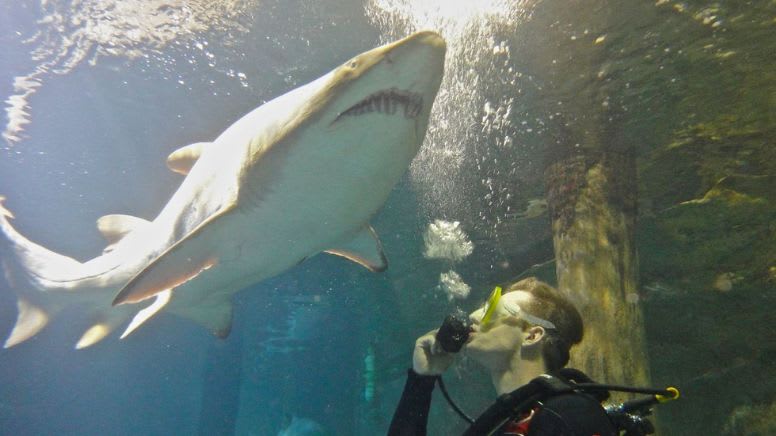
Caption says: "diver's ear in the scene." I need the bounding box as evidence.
[522,326,545,346]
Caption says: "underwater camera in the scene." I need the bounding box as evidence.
[436,309,472,353]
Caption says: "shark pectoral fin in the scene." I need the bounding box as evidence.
[112,202,236,306]
[166,142,211,175]
[97,214,152,253]
[120,289,173,339]
[113,255,217,306]
[171,298,233,338]
[325,225,388,272]
[4,298,51,348]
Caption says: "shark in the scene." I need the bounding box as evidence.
[0,31,446,349]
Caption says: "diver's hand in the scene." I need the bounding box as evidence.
[412,329,455,375]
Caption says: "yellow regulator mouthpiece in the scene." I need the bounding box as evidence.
[657,387,680,403]
[480,286,502,327]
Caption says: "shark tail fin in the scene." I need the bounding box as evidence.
[0,198,87,285]
[3,296,54,348]
[0,196,87,347]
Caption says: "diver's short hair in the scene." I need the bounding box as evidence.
[504,277,583,371]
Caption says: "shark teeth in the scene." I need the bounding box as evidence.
[335,88,423,123]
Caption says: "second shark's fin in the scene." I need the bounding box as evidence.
[166,142,211,175]
[325,225,387,272]
[97,214,151,253]
[3,297,53,348]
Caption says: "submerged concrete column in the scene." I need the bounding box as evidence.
[545,148,651,390]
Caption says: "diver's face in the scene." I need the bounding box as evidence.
[465,291,533,365]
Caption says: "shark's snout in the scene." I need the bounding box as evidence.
[387,31,446,75]
[329,31,445,127]
[407,30,446,51]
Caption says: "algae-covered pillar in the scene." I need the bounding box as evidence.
[506,0,655,391]
[545,146,650,390]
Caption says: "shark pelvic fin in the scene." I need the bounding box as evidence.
[4,297,50,348]
[166,142,211,175]
[75,323,114,350]
[325,224,387,272]
[171,297,233,338]
[120,289,172,339]
[75,307,137,349]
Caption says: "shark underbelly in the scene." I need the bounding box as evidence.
[165,164,398,306]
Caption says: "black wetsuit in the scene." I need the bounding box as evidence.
[388,369,618,436]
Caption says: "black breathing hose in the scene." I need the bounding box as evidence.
[437,376,475,425]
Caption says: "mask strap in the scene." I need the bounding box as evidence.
[502,301,557,330]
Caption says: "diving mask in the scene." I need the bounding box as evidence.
[478,286,557,330]
[479,286,502,328]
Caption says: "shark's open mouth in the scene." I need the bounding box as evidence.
[334,88,423,123]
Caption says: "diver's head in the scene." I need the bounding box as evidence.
[467,278,583,372]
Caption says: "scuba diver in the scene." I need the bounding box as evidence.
[388,277,678,435]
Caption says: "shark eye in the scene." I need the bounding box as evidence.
[347,60,358,69]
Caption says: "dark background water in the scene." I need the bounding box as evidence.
[1,0,774,435]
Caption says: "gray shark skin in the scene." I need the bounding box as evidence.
[0,31,446,348]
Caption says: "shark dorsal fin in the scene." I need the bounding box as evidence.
[97,214,152,254]
[166,142,211,175]
[325,224,387,272]
[97,214,151,244]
